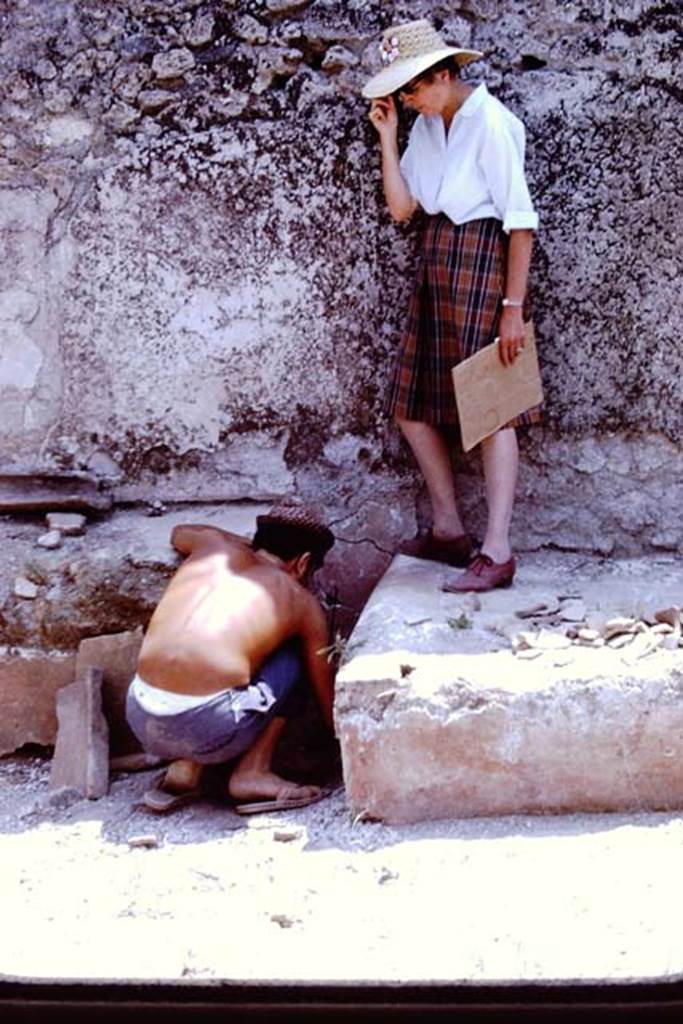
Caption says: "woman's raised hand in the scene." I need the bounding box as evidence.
[369,96,398,138]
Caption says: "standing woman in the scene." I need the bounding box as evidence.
[364,19,541,592]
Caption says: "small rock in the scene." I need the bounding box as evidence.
[112,63,152,102]
[128,834,159,849]
[265,0,311,13]
[46,512,87,536]
[575,628,605,647]
[183,13,215,48]
[321,45,359,73]
[270,913,296,928]
[152,47,196,80]
[137,89,177,114]
[103,102,140,132]
[233,14,269,44]
[273,829,302,843]
[37,529,62,550]
[378,867,398,884]
[558,600,587,623]
[513,630,571,651]
[514,602,549,620]
[655,607,681,630]
[650,623,674,635]
[14,576,39,599]
[607,633,635,649]
[603,616,638,640]
[34,58,58,81]
[146,499,167,517]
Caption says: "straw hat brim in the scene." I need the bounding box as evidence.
[362,47,483,99]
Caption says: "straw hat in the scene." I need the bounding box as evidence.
[362,19,483,100]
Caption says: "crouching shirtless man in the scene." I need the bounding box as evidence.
[125,501,335,815]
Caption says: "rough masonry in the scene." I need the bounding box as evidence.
[0,1,681,666]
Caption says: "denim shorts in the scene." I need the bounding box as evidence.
[125,639,306,764]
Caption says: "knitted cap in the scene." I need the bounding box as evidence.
[362,19,483,99]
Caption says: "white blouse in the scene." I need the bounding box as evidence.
[400,83,539,233]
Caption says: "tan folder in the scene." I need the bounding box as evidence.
[451,321,544,452]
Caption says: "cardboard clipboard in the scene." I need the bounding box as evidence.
[451,321,543,452]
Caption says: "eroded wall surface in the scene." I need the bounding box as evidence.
[1,0,681,621]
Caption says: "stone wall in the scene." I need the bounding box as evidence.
[1,0,681,630]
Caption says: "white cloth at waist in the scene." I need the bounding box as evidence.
[130,673,276,717]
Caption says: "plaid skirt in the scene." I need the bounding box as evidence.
[385,214,542,429]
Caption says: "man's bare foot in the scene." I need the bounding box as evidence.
[163,758,204,793]
[228,768,321,805]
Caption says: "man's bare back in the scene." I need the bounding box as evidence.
[137,524,332,724]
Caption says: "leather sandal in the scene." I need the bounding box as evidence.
[397,530,477,569]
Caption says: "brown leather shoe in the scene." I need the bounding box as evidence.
[397,530,476,569]
[442,552,516,593]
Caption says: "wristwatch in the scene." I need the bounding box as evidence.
[502,298,523,308]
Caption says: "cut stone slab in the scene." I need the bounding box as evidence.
[49,666,109,798]
[75,628,144,757]
[0,472,112,513]
[335,551,683,825]
[0,647,76,755]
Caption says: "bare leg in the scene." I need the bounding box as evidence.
[396,416,466,537]
[163,758,204,792]
[479,427,518,563]
[228,717,322,803]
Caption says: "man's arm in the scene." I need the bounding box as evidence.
[299,597,335,732]
[170,523,251,556]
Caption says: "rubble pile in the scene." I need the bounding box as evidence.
[512,599,682,660]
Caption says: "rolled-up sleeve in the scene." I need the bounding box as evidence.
[479,114,539,233]
[399,129,418,198]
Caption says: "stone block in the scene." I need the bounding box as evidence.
[46,512,87,535]
[75,628,144,757]
[0,647,76,755]
[49,667,109,798]
[335,553,683,825]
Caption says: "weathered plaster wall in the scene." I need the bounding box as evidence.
[1,0,681,626]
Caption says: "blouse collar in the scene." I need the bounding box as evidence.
[458,82,488,119]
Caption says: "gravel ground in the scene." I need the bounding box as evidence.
[2,748,683,988]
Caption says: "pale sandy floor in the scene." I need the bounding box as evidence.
[1,752,682,987]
